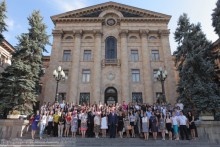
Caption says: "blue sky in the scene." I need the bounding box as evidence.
[3,0,218,55]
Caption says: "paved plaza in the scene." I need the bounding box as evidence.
[0,137,219,147]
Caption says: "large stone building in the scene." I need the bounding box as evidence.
[0,39,15,73]
[42,2,177,105]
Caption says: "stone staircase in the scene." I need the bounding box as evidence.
[0,136,219,147]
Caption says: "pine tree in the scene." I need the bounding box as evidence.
[174,14,220,120]
[0,11,50,115]
[0,0,7,43]
[212,0,220,37]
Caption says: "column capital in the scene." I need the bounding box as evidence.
[139,29,149,37]
[73,30,83,38]
[93,29,103,37]
[158,29,170,37]
[119,29,129,37]
[52,29,64,38]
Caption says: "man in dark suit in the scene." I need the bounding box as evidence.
[108,108,118,138]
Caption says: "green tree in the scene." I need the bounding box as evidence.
[0,0,7,43]
[174,14,220,120]
[212,0,220,37]
[0,11,50,115]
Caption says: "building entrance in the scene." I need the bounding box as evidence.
[104,87,117,104]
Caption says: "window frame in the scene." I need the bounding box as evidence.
[62,50,71,62]
[130,50,139,62]
[131,69,140,82]
[82,69,91,83]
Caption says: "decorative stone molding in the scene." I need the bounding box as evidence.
[73,30,83,38]
[158,29,170,36]
[93,29,103,37]
[119,29,128,37]
[99,9,124,18]
[139,29,149,37]
[52,29,64,38]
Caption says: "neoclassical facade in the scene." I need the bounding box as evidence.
[42,2,177,105]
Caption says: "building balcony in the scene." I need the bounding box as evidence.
[102,59,120,67]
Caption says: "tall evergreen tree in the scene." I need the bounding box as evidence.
[0,0,7,43]
[0,11,50,115]
[174,14,220,120]
[212,0,220,38]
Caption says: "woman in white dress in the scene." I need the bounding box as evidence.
[100,111,108,138]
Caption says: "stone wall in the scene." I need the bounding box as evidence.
[195,121,220,144]
[0,119,29,139]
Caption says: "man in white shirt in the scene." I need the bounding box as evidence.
[176,100,184,110]
[178,111,189,140]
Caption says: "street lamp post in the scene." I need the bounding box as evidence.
[53,66,66,102]
[156,67,168,103]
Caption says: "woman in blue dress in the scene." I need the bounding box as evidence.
[31,110,40,140]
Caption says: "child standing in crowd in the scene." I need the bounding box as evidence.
[71,111,78,138]
[142,112,149,140]
[100,111,108,138]
[94,112,101,138]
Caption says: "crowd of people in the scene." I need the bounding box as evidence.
[29,100,197,141]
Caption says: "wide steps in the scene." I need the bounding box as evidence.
[0,138,219,147]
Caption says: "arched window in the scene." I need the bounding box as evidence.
[148,36,157,40]
[105,36,117,59]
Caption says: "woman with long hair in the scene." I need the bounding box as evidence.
[64,112,72,137]
[165,112,173,140]
[159,112,166,140]
[150,112,158,140]
[31,110,40,140]
[58,113,65,137]
[129,110,136,138]
[80,110,88,138]
[117,111,124,138]
[39,111,48,140]
[187,111,196,140]
[71,111,78,138]
[142,112,149,140]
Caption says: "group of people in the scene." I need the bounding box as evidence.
[29,100,197,141]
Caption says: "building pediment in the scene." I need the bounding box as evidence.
[51,1,171,24]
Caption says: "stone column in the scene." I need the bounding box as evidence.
[120,30,129,103]
[93,30,102,104]
[69,30,82,104]
[140,30,154,104]
[159,30,176,103]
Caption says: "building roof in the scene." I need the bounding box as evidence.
[0,39,15,54]
[51,1,171,25]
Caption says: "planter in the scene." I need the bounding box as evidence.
[199,112,214,121]
[7,115,27,120]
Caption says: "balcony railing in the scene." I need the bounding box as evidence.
[102,59,120,67]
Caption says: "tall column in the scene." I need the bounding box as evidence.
[69,30,82,104]
[159,30,176,103]
[120,30,129,103]
[140,30,154,104]
[93,30,102,104]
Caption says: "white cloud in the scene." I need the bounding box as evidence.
[5,18,14,31]
[52,0,87,12]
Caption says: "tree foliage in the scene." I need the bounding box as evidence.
[0,0,7,43]
[0,11,50,115]
[174,14,220,120]
[212,0,220,37]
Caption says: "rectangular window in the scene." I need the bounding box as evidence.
[83,50,92,61]
[63,50,71,61]
[132,69,140,82]
[79,93,90,105]
[58,92,66,103]
[153,69,159,80]
[131,50,139,61]
[132,92,143,103]
[82,69,90,83]
[151,50,160,61]
[63,69,69,79]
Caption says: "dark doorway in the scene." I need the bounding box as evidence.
[105,36,117,59]
[104,87,117,105]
